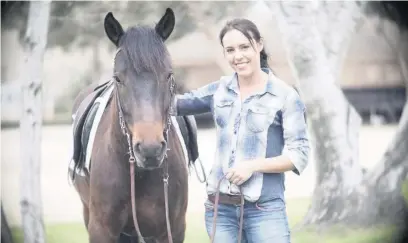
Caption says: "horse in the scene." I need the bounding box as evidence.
[68,8,198,243]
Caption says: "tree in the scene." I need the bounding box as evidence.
[268,0,366,224]
[19,1,51,242]
[269,0,408,228]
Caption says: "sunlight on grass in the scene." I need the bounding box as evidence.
[292,226,396,243]
[10,197,398,243]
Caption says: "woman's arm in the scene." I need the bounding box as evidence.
[171,81,220,116]
[251,155,296,174]
[280,88,310,175]
[253,89,309,175]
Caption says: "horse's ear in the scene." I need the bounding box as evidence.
[155,8,175,41]
[104,12,124,47]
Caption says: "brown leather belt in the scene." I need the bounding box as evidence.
[208,193,243,205]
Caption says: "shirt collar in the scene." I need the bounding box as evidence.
[226,68,278,96]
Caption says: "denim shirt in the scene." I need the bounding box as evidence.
[172,69,309,202]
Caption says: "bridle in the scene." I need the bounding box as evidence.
[113,73,176,243]
[113,72,245,243]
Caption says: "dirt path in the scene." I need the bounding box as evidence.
[1,124,397,226]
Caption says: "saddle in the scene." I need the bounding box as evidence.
[175,115,199,167]
[70,81,201,180]
[71,81,113,176]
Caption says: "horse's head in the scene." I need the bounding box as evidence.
[104,9,175,170]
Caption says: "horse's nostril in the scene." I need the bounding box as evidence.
[134,141,166,158]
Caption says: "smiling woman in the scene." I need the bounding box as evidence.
[171,18,310,243]
[219,19,270,81]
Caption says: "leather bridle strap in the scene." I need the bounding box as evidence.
[115,84,146,243]
[113,74,176,243]
[210,175,245,243]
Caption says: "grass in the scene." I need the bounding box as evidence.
[10,198,399,243]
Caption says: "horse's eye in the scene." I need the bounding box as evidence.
[113,75,121,83]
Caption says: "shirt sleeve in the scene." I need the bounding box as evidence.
[281,89,310,175]
[170,80,220,116]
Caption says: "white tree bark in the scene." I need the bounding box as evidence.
[315,1,365,81]
[270,0,408,225]
[20,1,51,242]
[268,0,366,224]
[314,1,366,191]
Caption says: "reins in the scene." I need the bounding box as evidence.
[114,74,176,243]
[211,176,245,243]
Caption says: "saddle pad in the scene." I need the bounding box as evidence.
[84,84,115,171]
[68,84,115,175]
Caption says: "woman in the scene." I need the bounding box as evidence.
[172,18,309,243]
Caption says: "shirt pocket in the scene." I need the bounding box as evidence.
[214,99,234,128]
[246,105,274,133]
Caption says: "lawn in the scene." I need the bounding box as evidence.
[10,198,398,243]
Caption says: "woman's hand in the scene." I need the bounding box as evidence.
[225,156,296,186]
[225,161,256,186]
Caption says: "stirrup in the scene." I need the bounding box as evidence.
[193,157,207,183]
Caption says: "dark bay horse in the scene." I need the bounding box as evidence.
[69,8,189,243]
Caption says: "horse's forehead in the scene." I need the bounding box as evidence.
[113,33,172,79]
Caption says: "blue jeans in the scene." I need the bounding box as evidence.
[204,198,290,243]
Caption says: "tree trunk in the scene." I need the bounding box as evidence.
[269,0,366,224]
[363,101,408,221]
[314,1,366,189]
[271,0,408,226]
[19,1,51,242]
[315,1,365,81]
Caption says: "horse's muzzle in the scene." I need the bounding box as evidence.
[133,141,167,168]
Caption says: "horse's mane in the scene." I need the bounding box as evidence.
[118,26,171,79]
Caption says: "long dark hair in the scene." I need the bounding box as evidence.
[219,18,269,69]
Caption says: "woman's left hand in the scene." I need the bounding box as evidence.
[225,161,256,186]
